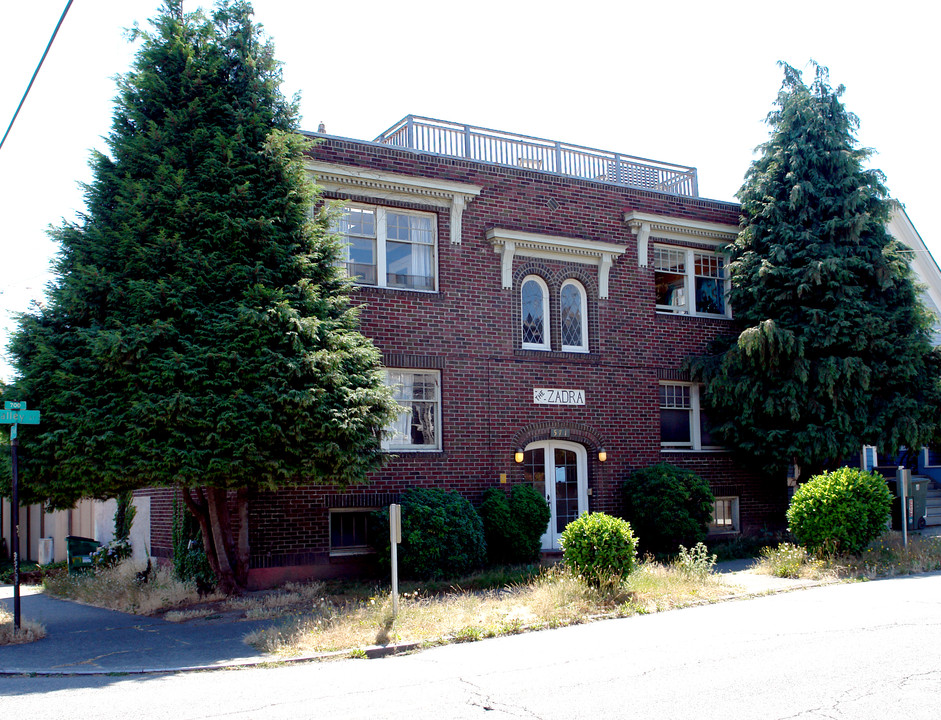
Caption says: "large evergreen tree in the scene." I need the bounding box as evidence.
[3,0,398,592]
[690,62,941,479]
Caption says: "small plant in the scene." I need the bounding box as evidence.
[787,467,892,556]
[674,542,717,580]
[759,542,819,578]
[560,512,637,588]
[622,464,714,555]
[478,484,550,565]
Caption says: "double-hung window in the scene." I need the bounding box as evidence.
[383,369,441,451]
[653,246,728,317]
[338,206,437,291]
[659,382,718,449]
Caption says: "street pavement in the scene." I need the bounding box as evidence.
[0,558,827,676]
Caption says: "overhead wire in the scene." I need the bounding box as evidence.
[0,0,74,153]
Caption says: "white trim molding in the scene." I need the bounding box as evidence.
[307,161,482,245]
[486,228,625,299]
[624,211,738,267]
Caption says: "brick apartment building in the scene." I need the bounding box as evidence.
[143,116,791,587]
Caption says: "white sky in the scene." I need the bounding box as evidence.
[1,0,937,383]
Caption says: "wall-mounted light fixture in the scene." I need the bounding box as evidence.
[515,448,525,463]
[598,447,607,463]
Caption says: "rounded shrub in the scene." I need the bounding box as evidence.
[479,485,551,565]
[560,512,637,586]
[397,488,486,580]
[621,463,714,555]
[787,467,891,556]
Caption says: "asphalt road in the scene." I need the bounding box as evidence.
[2,572,940,719]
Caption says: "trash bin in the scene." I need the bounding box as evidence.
[910,478,928,530]
[66,535,100,574]
[886,477,928,531]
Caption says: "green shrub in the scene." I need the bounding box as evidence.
[478,485,550,565]
[787,467,891,556]
[396,488,487,580]
[622,463,714,555]
[560,512,637,587]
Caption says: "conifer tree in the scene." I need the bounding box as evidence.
[690,62,941,479]
[3,0,398,592]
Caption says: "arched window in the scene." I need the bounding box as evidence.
[560,279,588,352]
[521,275,550,350]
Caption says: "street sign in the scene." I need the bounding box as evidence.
[0,409,40,424]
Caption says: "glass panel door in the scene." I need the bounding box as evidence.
[524,440,587,550]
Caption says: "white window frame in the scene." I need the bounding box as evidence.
[338,204,438,292]
[709,497,740,534]
[653,245,730,318]
[659,382,721,450]
[924,446,941,469]
[382,369,442,452]
[521,275,551,351]
[329,508,377,557]
[560,279,589,353]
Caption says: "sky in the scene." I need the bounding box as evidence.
[1,0,938,383]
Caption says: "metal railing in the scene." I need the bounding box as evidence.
[373,115,698,197]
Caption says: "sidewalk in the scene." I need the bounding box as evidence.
[0,585,278,675]
[1,562,826,676]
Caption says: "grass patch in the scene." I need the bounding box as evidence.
[0,607,46,645]
[43,559,212,615]
[245,561,731,657]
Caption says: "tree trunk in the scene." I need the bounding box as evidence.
[181,486,251,594]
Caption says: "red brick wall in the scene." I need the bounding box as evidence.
[147,136,788,583]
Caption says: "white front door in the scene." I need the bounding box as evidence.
[522,440,588,550]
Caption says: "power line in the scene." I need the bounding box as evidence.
[0,0,74,153]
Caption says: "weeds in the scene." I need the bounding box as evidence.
[0,607,46,645]
[674,542,717,580]
[43,559,211,614]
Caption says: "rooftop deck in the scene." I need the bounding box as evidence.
[373,115,699,197]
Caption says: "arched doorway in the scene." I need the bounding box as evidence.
[521,440,588,550]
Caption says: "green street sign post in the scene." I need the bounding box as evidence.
[3,401,40,632]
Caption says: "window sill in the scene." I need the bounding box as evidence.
[656,310,732,321]
[329,548,377,559]
[660,447,729,453]
[354,284,439,295]
[514,349,601,362]
[383,447,445,455]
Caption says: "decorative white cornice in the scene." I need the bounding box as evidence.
[624,211,739,267]
[307,161,482,244]
[486,228,626,299]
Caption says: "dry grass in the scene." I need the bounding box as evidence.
[832,532,941,578]
[223,581,330,619]
[43,559,214,615]
[752,532,941,580]
[163,608,216,622]
[0,607,46,645]
[244,562,731,657]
